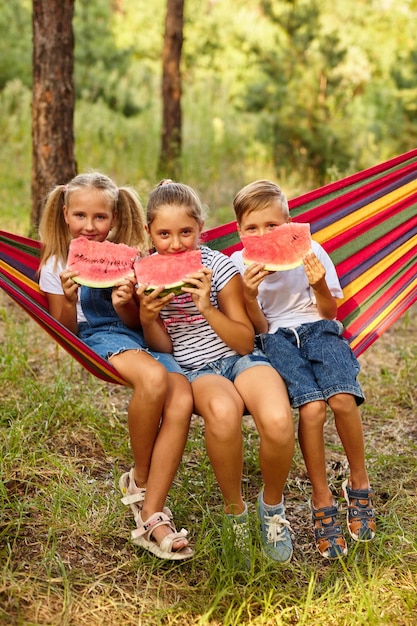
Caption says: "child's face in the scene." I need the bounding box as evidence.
[148,204,202,254]
[237,200,289,237]
[63,188,115,241]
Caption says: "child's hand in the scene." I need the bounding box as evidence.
[137,284,175,325]
[303,252,326,286]
[59,269,79,303]
[181,267,213,313]
[112,275,136,307]
[242,263,270,299]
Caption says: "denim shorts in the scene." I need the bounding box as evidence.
[78,320,184,375]
[183,348,272,384]
[258,319,365,408]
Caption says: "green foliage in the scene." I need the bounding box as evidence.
[0,1,31,90]
[1,0,417,225]
[74,0,141,115]
[0,79,31,233]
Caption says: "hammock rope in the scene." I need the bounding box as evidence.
[1,149,417,386]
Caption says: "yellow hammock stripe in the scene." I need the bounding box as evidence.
[337,235,417,304]
[314,180,417,245]
[0,260,43,293]
[350,279,417,353]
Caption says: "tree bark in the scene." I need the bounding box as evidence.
[158,0,184,180]
[31,0,77,234]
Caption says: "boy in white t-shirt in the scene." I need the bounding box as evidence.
[231,179,376,560]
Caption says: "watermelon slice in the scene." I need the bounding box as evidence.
[241,222,312,271]
[134,249,204,296]
[67,237,138,288]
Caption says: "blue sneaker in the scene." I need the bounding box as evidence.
[221,504,251,570]
[257,492,293,563]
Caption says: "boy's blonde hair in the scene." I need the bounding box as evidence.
[233,180,289,224]
[38,172,148,269]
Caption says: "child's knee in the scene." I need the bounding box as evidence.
[134,360,169,393]
[298,401,327,431]
[203,402,242,442]
[328,393,358,416]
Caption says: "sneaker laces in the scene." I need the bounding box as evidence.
[264,512,291,544]
[231,518,249,548]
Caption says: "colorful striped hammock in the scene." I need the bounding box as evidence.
[1,149,417,386]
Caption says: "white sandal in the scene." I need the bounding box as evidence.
[132,511,194,560]
[119,468,173,522]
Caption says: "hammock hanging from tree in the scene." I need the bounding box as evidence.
[1,149,416,386]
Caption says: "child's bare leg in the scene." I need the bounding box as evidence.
[192,375,245,515]
[142,373,192,513]
[299,399,347,558]
[234,367,294,505]
[328,393,370,489]
[110,350,168,487]
[298,400,333,509]
[141,372,193,549]
[329,393,375,542]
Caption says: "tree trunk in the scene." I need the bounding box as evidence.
[31,0,77,235]
[158,0,184,181]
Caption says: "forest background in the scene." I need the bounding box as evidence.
[1,0,417,235]
[1,1,417,625]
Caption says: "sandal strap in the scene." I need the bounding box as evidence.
[344,486,375,519]
[158,529,189,554]
[121,490,146,506]
[119,469,146,506]
[312,505,343,540]
[132,511,174,541]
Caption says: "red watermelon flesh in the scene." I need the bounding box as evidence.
[67,237,138,288]
[134,249,203,296]
[241,222,312,271]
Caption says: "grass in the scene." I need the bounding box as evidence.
[1,79,416,625]
[1,289,416,624]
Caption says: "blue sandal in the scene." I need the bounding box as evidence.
[310,501,348,559]
[341,480,376,541]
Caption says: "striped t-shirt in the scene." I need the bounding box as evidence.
[159,246,240,370]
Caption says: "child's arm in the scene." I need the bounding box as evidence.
[240,263,270,334]
[184,268,255,354]
[303,253,338,319]
[45,268,79,334]
[137,285,174,353]
[112,277,141,329]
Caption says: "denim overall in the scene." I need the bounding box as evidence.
[77,285,183,373]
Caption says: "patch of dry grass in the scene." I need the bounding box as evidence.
[1,291,416,625]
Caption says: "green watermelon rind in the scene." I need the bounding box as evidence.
[144,281,193,298]
[242,257,308,272]
[72,272,135,289]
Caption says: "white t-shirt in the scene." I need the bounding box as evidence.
[39,255,87,323]
[159,246,240,370]
[231,240,343,333]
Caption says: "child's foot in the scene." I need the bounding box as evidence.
[119,468,173,521]
[310,501,347,559]
[341,479,376,541]
[221,504,251,570]
[132,511,193,560]
[119,468,146,524]
[257,492,293,563]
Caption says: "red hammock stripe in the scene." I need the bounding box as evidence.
[1,149,416,386]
